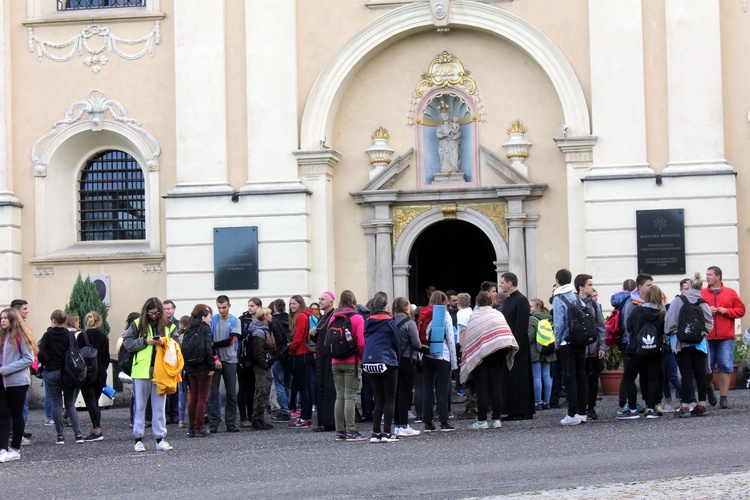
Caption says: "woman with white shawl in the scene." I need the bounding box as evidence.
[460,292,519,430]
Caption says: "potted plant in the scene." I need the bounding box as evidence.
[600,345,623,395]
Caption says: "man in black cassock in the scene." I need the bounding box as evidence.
[313,292,337,432]
[499,272,535,420]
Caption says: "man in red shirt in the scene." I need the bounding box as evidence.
[700,266,746,409]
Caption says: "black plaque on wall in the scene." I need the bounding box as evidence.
[214,226,259,290]
[636,209,685,275]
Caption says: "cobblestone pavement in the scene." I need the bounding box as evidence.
[4,386,750,498]
[504,471,750,499]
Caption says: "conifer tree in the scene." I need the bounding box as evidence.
[65,273,110,335]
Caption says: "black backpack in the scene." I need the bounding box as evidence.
[635,320,661,357]
[182,327,207,367]
[63,332,87,387]
[324,312,357,359]
[79,330,99,385]
[676,295,707,344]
[237,330,253,369]
[559,295,598,347]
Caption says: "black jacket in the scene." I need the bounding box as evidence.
[270,312,291,359]
[78,328,111,387]
[183,323,219,374]
[38,326,72,372]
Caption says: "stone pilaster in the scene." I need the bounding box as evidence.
[295,150,341,295]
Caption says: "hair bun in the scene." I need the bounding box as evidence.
[693,271,701,280]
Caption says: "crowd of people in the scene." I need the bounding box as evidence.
[0,264,745,461]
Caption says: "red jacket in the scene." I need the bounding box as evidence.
[700,285,746,340]
[289,309,312,355]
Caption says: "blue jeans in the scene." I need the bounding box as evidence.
[662,352,681,401]
[208,362,238,429]
[708,339,734,373]
[294,354,316,420]
[177,381,187,423]
[531,360,552,406]
[43,368,53,420]
[272,360,292,415]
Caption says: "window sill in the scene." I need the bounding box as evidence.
[31,242,163,265]
[23,9,165,27]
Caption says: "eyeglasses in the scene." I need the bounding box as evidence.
[147,310,161,317]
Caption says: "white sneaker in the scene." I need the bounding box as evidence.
[663,403,674,413]
[4,449,19,462]
[0,450,7,463]
[134,441,146,453]
[574,414,587,423]
[560,415,581,426]
[20,437,31,446]
[403,425,421,436]
[490,419,502,429]
[407,411,416,420]
[155,440,173,451]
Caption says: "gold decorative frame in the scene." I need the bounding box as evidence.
[392,202,508,250]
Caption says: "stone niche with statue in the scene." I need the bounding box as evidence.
[408,51,484,189]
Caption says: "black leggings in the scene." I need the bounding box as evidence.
[623,354,661,409]
[370,366,398,434]
[0,385,28,450]
[394,359,415,426]
[80,383,104,429]
[676,347,707,403]
[237,365,254,422]
[473,350,504,421]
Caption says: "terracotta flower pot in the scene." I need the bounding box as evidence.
[712,363,739,391]
[600,370,623,395]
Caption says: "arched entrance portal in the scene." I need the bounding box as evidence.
[408,220,496,306]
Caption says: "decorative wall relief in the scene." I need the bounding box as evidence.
[409,52,484,189]
[31,90,161,176]
[28,21,161,74]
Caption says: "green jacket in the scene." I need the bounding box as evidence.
[122,319,175,380]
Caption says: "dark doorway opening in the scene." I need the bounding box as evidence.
[408,220,496,306]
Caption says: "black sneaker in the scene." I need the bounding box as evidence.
[440,422,455,432]
[457,408,477,420]
[586,409,598,420]
[675,407,692,418]
[719,396,729,409]
[250,420,273,431]
[187,429,196,438]
[691,404,707,417]
[424,422,436,432]
[707,385,718,406]
[226,426,240,433]
[83,432,104,442]
[209,426,218,434]
[271,413,291,423]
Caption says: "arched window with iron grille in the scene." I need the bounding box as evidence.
[79,150,145,241]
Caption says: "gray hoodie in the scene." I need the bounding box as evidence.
[1,336,34,387]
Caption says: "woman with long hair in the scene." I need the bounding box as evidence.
[329,290,365,441]
[421,290,457,432]
[362,293,401,443]
[122,297,177,452]
[392,297,424,437]
[0,308,36,462]
[184,304,220,437]
[238,297,262,428]
[76,312,110,442]
[39,309,84,445]
[665,272,713,417]
[619,286,666,420]
[288,295,316,428]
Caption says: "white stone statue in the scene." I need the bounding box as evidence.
[437,110,461,173]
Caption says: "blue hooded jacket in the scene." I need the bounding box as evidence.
[361,312,400,367]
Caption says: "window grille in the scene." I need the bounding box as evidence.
[79,150,145,241]
[58,0,144,10]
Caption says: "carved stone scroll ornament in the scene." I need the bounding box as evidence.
[28,21,161,74]
[31,90,161,176]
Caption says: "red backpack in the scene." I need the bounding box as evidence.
[417,306,433,345]
[604,308,622,346]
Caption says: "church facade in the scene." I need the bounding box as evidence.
[1,0,748,343]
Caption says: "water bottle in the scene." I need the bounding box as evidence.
[344,328,352,342]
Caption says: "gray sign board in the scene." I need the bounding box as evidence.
[636,209,685,275]
[213,226,259,290]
